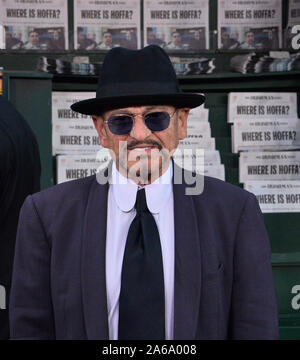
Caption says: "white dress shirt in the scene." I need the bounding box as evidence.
[105,161,175,340]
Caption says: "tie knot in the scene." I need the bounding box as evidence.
[135,188,148,214]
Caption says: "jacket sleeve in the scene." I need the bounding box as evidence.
[9,195,55,339]
[230,193,279,339]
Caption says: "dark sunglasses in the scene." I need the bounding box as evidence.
[103,109,177,135]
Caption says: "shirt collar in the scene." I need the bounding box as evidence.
[111,161,173,214]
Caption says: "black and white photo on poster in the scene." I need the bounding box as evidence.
[144,0,209,51]
[74,0,141,50]
[218,0,282,50]
[0,0,68,50]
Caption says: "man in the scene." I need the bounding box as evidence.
[165,31,183,50]
[10,45,278,340]
[97,32,113,50]
[5,28,23,50]
[189,29,206,51]
[220,28,239,49]
[147,28,166,48]
[239,30,256,49]
[0,96,41,339]
[23,30,40,50]
[49,30,65,50]
[77,29,97,50]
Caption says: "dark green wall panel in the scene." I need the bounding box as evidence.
[3,72,53,189]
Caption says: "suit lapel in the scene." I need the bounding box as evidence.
[173,164,202,340]
[81,173,109,340]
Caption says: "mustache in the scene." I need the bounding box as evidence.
[126,140,162,151]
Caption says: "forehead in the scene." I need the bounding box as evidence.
[102,104,175,117]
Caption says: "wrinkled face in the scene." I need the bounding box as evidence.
[245,32,254,45]
[29,32,39,45]
[172,33,181,45]
[103,33,112,45]
[93,105,189,184]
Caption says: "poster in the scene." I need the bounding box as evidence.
[244,181,300,213]
[52,121,102,155]
[52,91,95,123]
[232,118,300,153]
[144,0,209,51]
[74,0,141,50]
[52,91,100,154]
[173,149,221,166]
[187,104,209,124]
[179,119,214,150]
[186,121,211,138]
[57,152,111,183]
[239,151,300,182]
[0,0,68,50]
[179,136,215,151]
[228,92,298,123]
[218,0,282,50]
[173,148,224,180]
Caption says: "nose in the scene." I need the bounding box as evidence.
[129,115,152,140]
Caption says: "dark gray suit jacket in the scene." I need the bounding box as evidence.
[9,168,279,339]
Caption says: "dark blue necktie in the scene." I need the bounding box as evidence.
[118,188,165,340]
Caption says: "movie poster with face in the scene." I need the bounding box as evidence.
[73,0,141,50]
[285,0,300,49]
[218,0,282,50]
[143,0,209,51]
[0,0,68,50]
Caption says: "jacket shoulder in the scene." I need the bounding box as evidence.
[26,175,100,224]
[203,176,251,202]
[197,175,257,216]
[31,175,97,204]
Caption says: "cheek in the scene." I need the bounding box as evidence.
[156,130,179,152]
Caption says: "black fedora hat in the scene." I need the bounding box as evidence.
[71,45,205,115]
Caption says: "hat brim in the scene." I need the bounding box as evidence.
[70,93,205,115]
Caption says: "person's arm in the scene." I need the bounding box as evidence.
[230,193,279,339]
[9,195,55,340]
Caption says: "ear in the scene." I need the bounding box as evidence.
[92,115,108,148]
[177,108,190,140]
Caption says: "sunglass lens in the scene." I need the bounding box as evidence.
[108,115,133,135]
[145,112,170,132]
